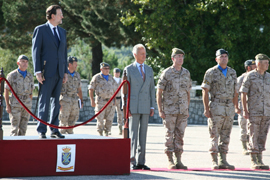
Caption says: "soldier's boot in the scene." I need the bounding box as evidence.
[257,153,269,170]
[105,131,109,136]
[211,153,219,170]
[98,131,103,136]
[250,153,260,170]
[119,125,122,135]
[165,152,176,169]
[175,152,187,169]
[218,153,235,170]
[242,141,249,155]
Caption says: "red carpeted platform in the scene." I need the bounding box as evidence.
[131,168,270,171]
[0,134,130,177]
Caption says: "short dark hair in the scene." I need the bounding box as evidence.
[46,5,61,20]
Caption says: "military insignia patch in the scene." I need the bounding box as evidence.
[62,146,71,165]
[72,58,75,61]
[56,144,76,172]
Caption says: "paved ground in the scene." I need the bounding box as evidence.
[2,122,270,180]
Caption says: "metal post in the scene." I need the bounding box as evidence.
[0,68,5,140]
[122,70,129,138]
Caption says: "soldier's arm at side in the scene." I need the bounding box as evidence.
[234,90,241,114]
[202,87,211,118]
[4,88,11,113]
[156,88,165,119]
[89,89,95,107]
[241,92,249,119]
[77,87,83,108]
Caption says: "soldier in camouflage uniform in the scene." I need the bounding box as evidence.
[4,55,34,136]
[59,56,83,134]
[201,49,239,170]
[236,60,256,155]
[113,68,123,135]
[240,53,270,170]
[89,62,117,136]
[157,48,192,169]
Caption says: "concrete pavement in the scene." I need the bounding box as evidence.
[2,123,270,180]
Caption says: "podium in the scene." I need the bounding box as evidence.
[0,134,130,177]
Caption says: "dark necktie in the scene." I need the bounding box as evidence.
[140,64,145,81]
[53,27,60,47]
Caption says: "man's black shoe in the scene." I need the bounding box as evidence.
[131,165,142,170]
[51,132,65,138]
[39,133,46,139]
[137,164,151,170]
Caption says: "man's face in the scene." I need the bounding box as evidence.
[101,67,110,75]
[114,72,120,78]
[17,59,28,71]
[52,9,63,25]
[68,61,77,71]
[249,64,256,71]
[216,54,228,66]
[258,60,269,71]
[134,48,146,64]
[172,54,184,67]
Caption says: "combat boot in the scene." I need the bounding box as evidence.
[99,131,103,136]
[218,152,235,170]
[165,152,176,169]
[105,131,109,136]
[119,125,122,135]
[250,153,260,170]
[211,153,219,169]
[257,153,269,170]
[242,141,249,155]
[175,152,187,169]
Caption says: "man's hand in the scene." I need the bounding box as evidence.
[63,73,68,84]
[243,110,249,119]
[6,104,11,114]
[150,109,154,117]
[128,110,132,117]
[36,73,45,84]
[159,111,165,119]
[204,109,211,118]
[91,101,96,107]
[235,107,241,114]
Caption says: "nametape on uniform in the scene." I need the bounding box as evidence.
[56,144,76,172]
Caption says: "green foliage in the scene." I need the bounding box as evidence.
[121,0,270,83]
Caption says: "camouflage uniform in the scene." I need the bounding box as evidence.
[157,66,192,153]
[89,73,117,134]
[114,78,123,126]
[201,65,237,154]
[239,69,270,153]
[59,71,81,134]
[236,73,248,142]
[5,69,34,136]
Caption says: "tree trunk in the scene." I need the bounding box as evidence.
[91,42,103,76]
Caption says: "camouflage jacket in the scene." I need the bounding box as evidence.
[157,66,192,115]
[60,71,81,101]
[240,69,270,116]
[89,73,117,104]
[113,77,122,98]
[236,72,248,111]
[5,69,34,107]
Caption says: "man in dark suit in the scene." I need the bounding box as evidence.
[32,5,68,139]
[123,44,155,170]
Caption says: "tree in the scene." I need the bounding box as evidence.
[121,0,270,83]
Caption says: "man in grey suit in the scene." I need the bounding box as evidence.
[123,44,155,170]
[32,5,68,139]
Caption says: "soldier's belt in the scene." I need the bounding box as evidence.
[211,98,233,104]
[65,94,77,98]
[116,97,121,99]
[14,95,29,100]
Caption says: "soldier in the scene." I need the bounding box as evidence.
[236,60,256,155]
[240,53,270,170]
[201,49,239,170]
[59,56,83,134]
[113,68,123,135]
[157,48,192,169]
[89,62,117,136]
[4,55,34,136]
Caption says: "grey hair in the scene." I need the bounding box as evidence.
[132,44,146,58]
[255,59,260,66]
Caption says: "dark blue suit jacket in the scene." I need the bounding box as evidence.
[32,22,68,78]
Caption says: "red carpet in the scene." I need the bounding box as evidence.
[0,135,130,177]
[132,168,270,171]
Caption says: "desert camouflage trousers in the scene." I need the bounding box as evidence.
[95,103,115,133]
[9,104,31,136]
[248,116,270,153]
[238,114,248,142]
[208,115,234,154]
[163,114,188,153]
[114,98,123,126]
[59,100,79,134]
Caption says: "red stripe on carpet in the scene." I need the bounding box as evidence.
[131,168,270,171]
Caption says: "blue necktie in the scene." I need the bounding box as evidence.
[53,27,60,47]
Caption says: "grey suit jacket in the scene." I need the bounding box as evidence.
[123,62,155,114]
[32,22,68,78]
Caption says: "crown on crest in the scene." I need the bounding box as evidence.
[62,146,71,153]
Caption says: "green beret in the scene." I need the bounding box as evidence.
[100,62,110,68]
[171,48,185,57]
[68,56,78,63]
[255,53,270,61]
